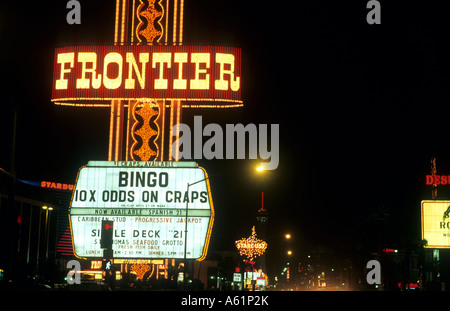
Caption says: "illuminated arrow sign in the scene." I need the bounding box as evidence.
[69,161,214,260]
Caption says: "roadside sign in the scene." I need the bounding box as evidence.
[421,200,450,248]
[69,161,214,260]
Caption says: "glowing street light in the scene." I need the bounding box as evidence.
[287,250,293,256]
[255,163,268,212]
[42,205,53,260]
[285,234,291,240]
[37,205,53,269]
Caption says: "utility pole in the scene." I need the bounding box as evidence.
[431,158,437,199]
[101,220,114,290]
[184,177,209,289]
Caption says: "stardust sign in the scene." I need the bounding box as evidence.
[421,200,450,248]
[52,45,241,106]
[69,161,214,260]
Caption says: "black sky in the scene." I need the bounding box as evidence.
[1,0,450,268]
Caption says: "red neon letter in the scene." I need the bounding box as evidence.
[434,175,441,185]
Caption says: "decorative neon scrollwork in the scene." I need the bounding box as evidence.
[131,101,160,161]
[131,264,153,279]
[136,0,164,44]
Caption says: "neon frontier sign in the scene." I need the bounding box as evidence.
[52,45,241,106]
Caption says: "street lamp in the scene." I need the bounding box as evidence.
[42,206,53,261]
[36,206,44,270]
[183,175,210,289]
[255,165,267,213]
[285,234,291,240]
[287,250,293,256]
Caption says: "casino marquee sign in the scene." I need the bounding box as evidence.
[52,45,241,107]
[69,161,214,260]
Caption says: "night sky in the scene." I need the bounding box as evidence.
[1,0,450,271]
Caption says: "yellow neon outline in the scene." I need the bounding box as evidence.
[164,0,169,44]
[108,100,116,161]
[168,100,175,160]
[175,99,181,161]
[173,0,178,45]
[179,0,184,44]
[115,100,123,161]
[131,0,136,43]
[129,101,139,161]
[196,165,215,261]
[52,98,243,104]
[53,101,244,109]
[121,0,127,45]
[114,0,121,44]
[125,100,134,161]
[52,100,244,110]
[158,100,165,161]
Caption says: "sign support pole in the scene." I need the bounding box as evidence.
[184,183,189,288]
[184,176,210,289]
[101,220,114,290]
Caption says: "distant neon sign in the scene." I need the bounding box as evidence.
[52,45,242,106]
[41,180,75,191]
[421,200,450,248]
[426,175,450,185]
[235,226,267,261]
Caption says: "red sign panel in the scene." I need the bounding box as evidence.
[52,45,242,107]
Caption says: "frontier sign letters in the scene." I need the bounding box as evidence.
[69,161,214,260]
[52,45,241,106]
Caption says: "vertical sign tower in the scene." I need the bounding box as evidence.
[110,0,185,162]
[52,0,242,274]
